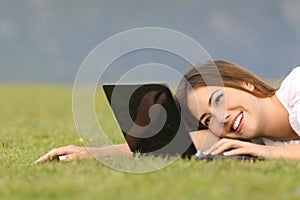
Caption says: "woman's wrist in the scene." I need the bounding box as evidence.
[85,144,133,159]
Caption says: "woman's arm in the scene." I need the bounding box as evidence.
[34,143,133,163]
[206,138,300,160]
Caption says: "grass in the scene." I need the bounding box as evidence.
[1,85,300,200]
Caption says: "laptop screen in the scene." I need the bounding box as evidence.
[103,84,196,158]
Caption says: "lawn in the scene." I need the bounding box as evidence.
[1,85,300,200]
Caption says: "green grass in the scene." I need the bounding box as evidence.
[1,85,300,200]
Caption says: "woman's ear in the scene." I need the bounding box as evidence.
[241,82,255,92]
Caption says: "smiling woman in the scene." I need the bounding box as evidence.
[176,60,300,159]
[35,60,300,163]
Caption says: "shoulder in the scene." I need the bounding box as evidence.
[279,67,300,135]
[288,67,300,92]
[279,67,300,94]
[286,66,300,81]
[276,66,300,112]
[292,66,300,73]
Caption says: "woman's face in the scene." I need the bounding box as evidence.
[187,85,264,139]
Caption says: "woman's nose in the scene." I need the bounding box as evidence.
[214,112,229,125]
[209,115,229,138]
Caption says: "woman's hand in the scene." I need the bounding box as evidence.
[34,145,93,163]
[206,138,273,159]
[34,143,132,163]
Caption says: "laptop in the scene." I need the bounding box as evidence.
[102,83,196,159]
[102,83,258,161]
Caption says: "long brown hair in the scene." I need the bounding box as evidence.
[176,60,276,131]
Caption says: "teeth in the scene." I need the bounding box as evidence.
[232,113,243,131]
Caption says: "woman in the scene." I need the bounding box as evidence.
[177,60,300,159]
[35,60,300,163]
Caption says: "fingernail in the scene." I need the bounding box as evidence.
[203,150,210,155]
[58,155,67,161]
[195,150,202,157]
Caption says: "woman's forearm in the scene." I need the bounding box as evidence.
[269,144,300,159]
[87,143,133,159]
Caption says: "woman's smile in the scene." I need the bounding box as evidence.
[231,112,243,133]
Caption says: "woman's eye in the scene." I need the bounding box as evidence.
[204,116,212,127]
[215,94,224,104]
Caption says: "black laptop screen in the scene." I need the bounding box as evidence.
[103,84,196,158]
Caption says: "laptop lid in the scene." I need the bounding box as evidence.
[102,83,197,158]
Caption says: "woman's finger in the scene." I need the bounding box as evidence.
[34,145,79,163]
[223,147,250,156]
[58,154,77,162]
[224,144,272,159]
[203,138,231,155]
[211,139,248,155]
[58,151,90,162]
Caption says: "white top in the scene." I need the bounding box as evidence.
[257,67,300,146]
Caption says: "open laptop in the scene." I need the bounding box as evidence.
[102,83,258,161]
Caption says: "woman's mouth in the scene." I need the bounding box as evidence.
[231,112,243,133]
